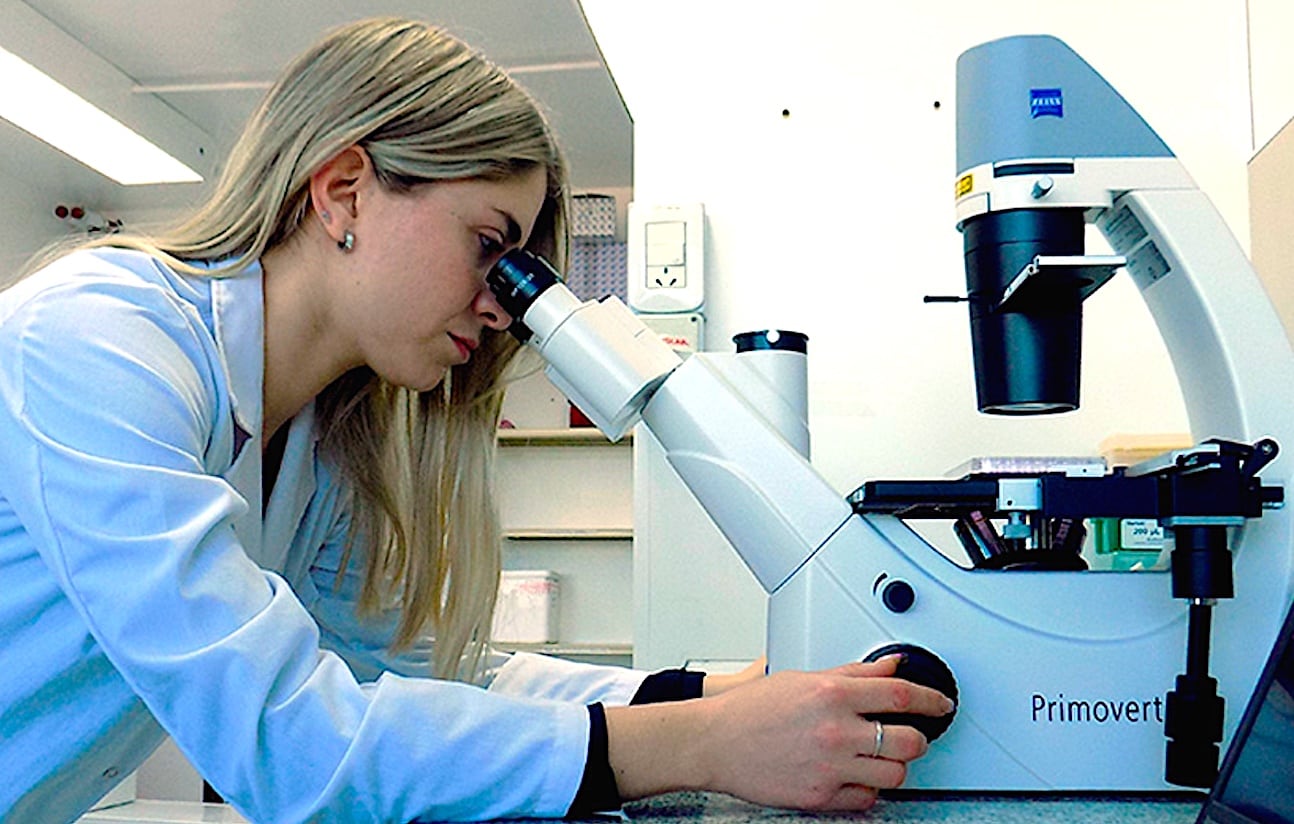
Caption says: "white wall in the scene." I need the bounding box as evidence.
[583,0,1252,490]
[1248,0,1294,152]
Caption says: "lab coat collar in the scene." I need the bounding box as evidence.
[208,264,268,564]
[208,260,324,574]
[210,262,264,450]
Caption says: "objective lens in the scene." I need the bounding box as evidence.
[962,208,1086,415]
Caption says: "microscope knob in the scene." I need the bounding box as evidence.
[880,579,916,613]
[862,643,959,742]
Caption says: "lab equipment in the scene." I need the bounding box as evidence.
[487,34,1294,792]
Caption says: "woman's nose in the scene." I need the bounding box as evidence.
[473,287,513,331]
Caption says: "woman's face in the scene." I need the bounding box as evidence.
[340,166,547,391]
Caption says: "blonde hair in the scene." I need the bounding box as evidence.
[30,18,569,680]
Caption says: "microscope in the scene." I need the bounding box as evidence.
[489,35,1294,791]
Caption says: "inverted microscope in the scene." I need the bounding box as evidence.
[488,35,1294,792]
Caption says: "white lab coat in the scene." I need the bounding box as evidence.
[0,248,647,824]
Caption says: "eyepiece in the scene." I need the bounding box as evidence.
[487,250,562,342]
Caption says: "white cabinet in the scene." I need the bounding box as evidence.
[495,428,634,666]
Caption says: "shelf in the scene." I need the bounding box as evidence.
[79,800,248,822]
[497,428,631,447]
[504,528,632,541]
[494,642,632,659]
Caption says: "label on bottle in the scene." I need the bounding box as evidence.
[1120,518,1164,550]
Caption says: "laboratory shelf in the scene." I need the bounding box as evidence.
[494,641,632,657]
[494,642,633,667]
[497,428,631,446]
[496,416,635,663]
[79,800,248,822]
[504,527,633,541]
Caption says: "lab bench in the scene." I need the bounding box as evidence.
[81,791,1203,823]
[624,792,1203,823]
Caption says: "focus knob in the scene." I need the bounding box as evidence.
[862,643,959,742]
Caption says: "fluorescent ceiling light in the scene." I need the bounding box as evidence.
[0,46,202,185]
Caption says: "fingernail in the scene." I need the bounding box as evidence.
[942,697,956,714]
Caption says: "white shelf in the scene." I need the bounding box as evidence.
[496,411,634,661]
[497,428,630,447]
[79,800,247,823]
[494,642,633,658]
[505,528,632,541]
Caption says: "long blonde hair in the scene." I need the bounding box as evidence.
[31,18,569,680]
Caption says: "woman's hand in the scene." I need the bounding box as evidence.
[701,656,767,697]
[606,654,955,812]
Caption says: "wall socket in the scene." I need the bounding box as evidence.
[627,202,705,313]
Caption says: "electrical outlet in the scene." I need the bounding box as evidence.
[645,220,687,289]
[628,202,704,313]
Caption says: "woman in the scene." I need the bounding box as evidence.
[0,17,952,823]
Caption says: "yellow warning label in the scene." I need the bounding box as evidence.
[955,174,974,199]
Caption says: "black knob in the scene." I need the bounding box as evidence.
[862,643,959,742]
[881,579,916,613]
[1164,673,1224,788]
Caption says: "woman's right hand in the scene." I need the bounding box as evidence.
[697,655,953,810]
[606,654,956,812]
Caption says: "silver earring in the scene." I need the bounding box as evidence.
[320,210,332,222]
[338,230,355,252]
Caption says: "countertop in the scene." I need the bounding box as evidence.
[622,792,1204,824]
[83,792,1205,823]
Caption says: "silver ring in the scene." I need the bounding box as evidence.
[872,720,885,757]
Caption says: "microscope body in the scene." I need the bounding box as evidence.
[488,36,1294,792]
[768,161,1294,787]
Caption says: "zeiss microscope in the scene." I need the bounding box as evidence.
[488,35,1294,792]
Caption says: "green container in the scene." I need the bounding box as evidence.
[1090,517,1165,571]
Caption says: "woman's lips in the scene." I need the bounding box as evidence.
[449,334,475,360]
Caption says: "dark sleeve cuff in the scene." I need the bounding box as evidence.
[630,668,706,705]
[566,703,621,817]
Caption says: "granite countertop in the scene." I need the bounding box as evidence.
[620,792,1204,824]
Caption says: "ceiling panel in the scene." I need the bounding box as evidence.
[3,0,630,217]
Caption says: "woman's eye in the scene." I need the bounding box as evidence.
[479,234,505,256]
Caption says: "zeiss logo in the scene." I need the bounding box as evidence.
[1031,88,1063,118]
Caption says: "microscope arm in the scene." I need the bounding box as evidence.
[637,354,855,593]
[488,251,853,594]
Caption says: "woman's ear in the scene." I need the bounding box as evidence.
[309,145,372,244]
